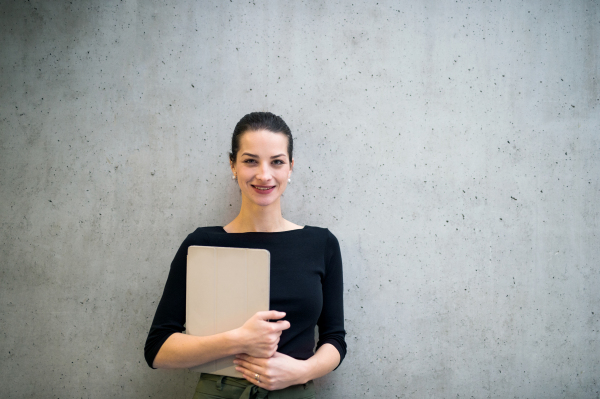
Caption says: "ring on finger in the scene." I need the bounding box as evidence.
[255,373,260,383]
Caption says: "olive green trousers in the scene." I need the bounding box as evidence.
[192,373,316,399]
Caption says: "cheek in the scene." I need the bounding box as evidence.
[236,165,250,178]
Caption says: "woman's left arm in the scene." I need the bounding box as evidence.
[235,229,347,390]
[234,343,340,390]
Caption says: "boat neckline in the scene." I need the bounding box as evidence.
[219,226,306,234]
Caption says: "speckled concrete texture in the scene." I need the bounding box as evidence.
[1,0,598,398]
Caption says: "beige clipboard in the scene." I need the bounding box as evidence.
[186,246,270,377]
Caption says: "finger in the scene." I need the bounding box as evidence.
[235,364,268,384]
[234,363,255,376]
[268,320,289,334]
[273,320,291,331]
[237,368,268,388]
[234,358,264,373]
[235,353,261,362]
[256,310,286,321]
[236,353,269,361]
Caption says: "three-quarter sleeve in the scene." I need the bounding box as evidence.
[315,229,347,367]
[143,226,347,370]
[143,234,193,368]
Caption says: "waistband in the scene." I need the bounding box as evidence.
[199,373,314,399]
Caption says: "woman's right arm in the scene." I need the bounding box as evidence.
[144,231,290,369]
[153,310,290,369]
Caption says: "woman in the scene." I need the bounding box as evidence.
[144,112,346,398]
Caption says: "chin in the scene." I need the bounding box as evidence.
[252,198,278,207]
[245,192,281,207]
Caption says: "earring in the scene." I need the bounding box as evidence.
[232,175,237,180]
[288,178,291,183]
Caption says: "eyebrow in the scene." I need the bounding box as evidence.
[241,152,286,159]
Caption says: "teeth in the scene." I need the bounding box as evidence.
[255,186,273,190]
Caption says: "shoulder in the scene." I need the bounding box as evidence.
[190,226,224,235]
[302,225,336,237]
[302,225,340,247]
[302,227,342,271]
[182,226,224,245]
[301,225,327,237]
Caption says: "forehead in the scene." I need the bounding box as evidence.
[238,129,289,154]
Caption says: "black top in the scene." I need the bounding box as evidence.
[144,226,346,369]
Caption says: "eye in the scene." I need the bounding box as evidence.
[243,159,257,164]
[272,159,285,165]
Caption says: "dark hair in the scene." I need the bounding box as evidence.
[229,112,293,163]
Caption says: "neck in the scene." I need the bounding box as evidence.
[228,197,287,233]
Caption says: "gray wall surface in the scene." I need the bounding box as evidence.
[1,0,598,397]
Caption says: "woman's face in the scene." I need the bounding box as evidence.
[231,129,293,208]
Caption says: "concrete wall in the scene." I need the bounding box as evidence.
[1,0,598,397]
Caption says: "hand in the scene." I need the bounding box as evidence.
[235,311,290,358]
[233,351,308,391]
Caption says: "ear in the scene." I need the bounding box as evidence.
[230,159,236,176]
[289,158,294,177]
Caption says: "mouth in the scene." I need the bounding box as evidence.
[251,184,276,194]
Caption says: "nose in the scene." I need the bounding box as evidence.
[255,162,272,182]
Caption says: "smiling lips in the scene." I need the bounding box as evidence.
[251,184,276,194]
